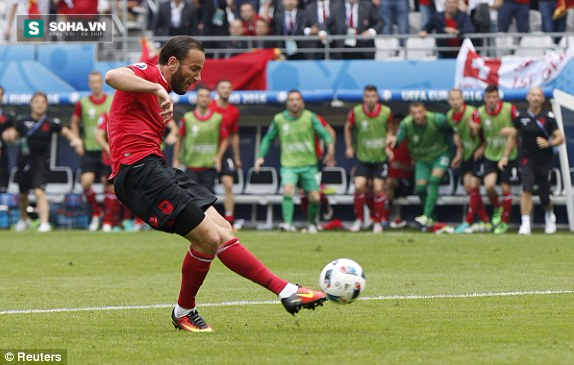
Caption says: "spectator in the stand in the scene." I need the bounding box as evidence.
[419,0,436,28]
[462,0,502,33]
[240,2,262,35]
[173,86,229,195]
[5,0,50,42]
[539,0,567,42]
[154,0,198,37]
[304,0,345,59]
[331,0,383,59]
[0,86,16,193]
[200,0,232,53]
[506,87,564,235]
[1,92,82,232]
[274,0,311,60]
[254,18,278,48]
[420,0,474,59]
[498,0,529,33]
[380,0,410,38]
[236,0,262,18]
[222,19,250,58]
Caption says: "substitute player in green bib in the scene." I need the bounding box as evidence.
[255,90,335,233]
[344,85,393,234]
[447,88,491,233]
[471,85,520,234]
[388,102,451,228]
[70,71,113,231]
[174,86,229,194]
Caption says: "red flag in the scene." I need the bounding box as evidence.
[200,49,278,90]
[139,40,278,90]
[553,0,574,19]
[462,44,501,85]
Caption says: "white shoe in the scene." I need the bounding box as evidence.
[306,223,318,234]
[373,222,383,234]
[37,222,52,232]
[415,215,433,227]
[349,219,362,232]
[233,219,245,231]
[88,215,100,231]
[545,212,557,234]
[15,218,31,232]
[102,223,112,232]
[133,222,144,231]
[278,222,296,232]
[518,224,531,235]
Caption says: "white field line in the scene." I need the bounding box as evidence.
[1,290,572,315]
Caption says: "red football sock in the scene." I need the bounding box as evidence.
[373,194,386,223]
[477,195,489,223]
[502,193,512,223]
[354,192,366,221]
[178,248,214,309]
[123,205,132,221]
[84,188,100,216]
[103,192,120,225]
[466,188,479,224]
[320,192,329,206]
[224,215,235,224]
[217,238,288,295]
[366,192,375,220]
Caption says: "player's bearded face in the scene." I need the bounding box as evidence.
[171,51,205,95]
[411,106,426,125]
[287,94,303,114]
[363,91,378,110]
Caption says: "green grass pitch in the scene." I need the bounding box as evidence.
[1,230,573,364]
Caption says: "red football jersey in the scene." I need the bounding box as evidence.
[107,62,171,178]
[209,99,239,135]
[388,139,413,179]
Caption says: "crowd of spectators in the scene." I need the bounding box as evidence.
[2,0,571,59]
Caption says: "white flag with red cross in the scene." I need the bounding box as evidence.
[454,39,574,89]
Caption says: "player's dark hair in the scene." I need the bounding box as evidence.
[287,89,302,98]
[31,91,48,103]
[364,85,378,93]
[195,85,210,94]
[159,36,205,65]
[88,70,102,78]
[485,84,499,94]
[410,101,426,108]
[216,79,232,88]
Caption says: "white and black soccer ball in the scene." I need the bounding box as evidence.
[319,258,365,304]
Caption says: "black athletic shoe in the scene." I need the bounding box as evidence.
[281,286,327,315]
[171,309,214,332]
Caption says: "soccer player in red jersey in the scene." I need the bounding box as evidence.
[105,36,326,332]
[208,80,242,228]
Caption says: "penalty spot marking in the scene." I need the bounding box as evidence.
[0,289,572,315]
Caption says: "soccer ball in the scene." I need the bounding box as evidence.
[319,258,366,304]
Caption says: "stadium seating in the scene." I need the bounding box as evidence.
[375,37,403,60]
[244,167,278,195]
[529,10,542,33]
[515,34,555,57]
[320,167,348,195]
[405,37,437,60]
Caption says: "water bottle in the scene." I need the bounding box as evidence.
[20,137,30,156]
